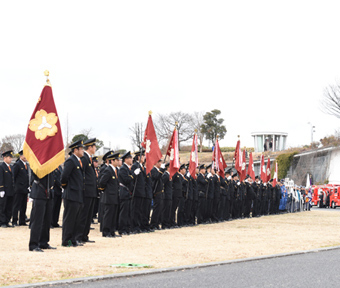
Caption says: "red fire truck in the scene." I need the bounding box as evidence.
[311,184,340,208]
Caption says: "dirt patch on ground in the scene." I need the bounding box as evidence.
[1,208,339,286]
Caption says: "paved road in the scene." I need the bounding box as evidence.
[311,206,340,212]
[51,248,340,288]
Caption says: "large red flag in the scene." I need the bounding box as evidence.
[260,154,266,182]
[240,149,247,181]
[266,157,271,182]
[141,112,162,175]
[166,127,180,179]
[273,161,278,186]
[234,140,242,176]
[189,133,198,179]
[247,152,255,181]
[23,76,64,178]
[212,138,227,178]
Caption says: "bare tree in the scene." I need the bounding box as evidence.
[190,111,205,152]
[1,134,25,153]
[129,122,144,150]
[81,128,93,138]
[154,112,194,150]
[321,83,340,118]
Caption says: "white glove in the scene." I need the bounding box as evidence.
[186,172,190,177]
[237,182,240,186]
[134,168,141,175]
[161,164,165,169]
[227,176,231,180]
[61,188,64,193]
[27,187,31,192]
[0,191,4,198]
[264,183,267,187]
[207,173,212,179]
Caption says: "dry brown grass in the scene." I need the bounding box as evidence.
[1,207,339,286]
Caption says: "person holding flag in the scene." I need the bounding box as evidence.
[24,72,64,252]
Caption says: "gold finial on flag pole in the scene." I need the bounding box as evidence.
[44,70,51,86]
[148,110,152,115]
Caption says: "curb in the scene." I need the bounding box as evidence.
[6,245,340,288]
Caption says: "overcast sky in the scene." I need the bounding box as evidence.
[1,1,340,152]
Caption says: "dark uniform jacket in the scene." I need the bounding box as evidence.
[213,175,221,200]
[181,173,189,198]
[53,167,62,197]
[118,163,134,200]
[207,175,214,199]
[131,162,146,198]
[12,160,29,194]
[82,152,97,198]
[151,167,164,195]
[99,165,119,205]
[245,182,256,201]
[197,173,208,197]
[145,172,153,199]
[0,162,14,196]
[30,172,55,200]
[192,177,198,201]
[186,175,193,200]
[162,171,172,200]
[172,172,183,198]
[61,154,85,203]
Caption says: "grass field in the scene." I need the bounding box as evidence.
[0,207,339,286]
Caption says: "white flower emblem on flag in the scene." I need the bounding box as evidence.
[145,140,151,153]
[252,164,254,171]
[242,162,246,171]
[274,172,277,179]
[191,151,196,162]
[267,168,270,175]
[170,148,174,160]
[262,165,266,173]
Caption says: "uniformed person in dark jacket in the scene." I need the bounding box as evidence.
[251,176,261,217]
[244,175,256,218]
[76,138,97,243]
[232,173,241,219]
[178,164,188,227]
[92,156,100,222]
[184,168,193,226]
[0,150,14,228]
[141,171,153,232]
[211,170,220,222]
[98,150,114,225]
[205,164,214,223]
[118,151,138,235]
[224,169,233,221]
[150,159,164,230]
[170,167,183,228]
[28,171,56,251]
[161,163,172,229]
[99,152,121,237]
[12,150,29,226]
[51,166,62,228]
[197,164,208,224]
[131,150,146,233]
[190,167,199,225]
[61,140,85,247]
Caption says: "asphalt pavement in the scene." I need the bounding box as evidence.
[42,248,340,288]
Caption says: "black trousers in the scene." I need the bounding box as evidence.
[190,200,198,225]
[12,193,28,225]
[118,198,131,234]
[150,193,164,228]
[51,194,62,226]
[212,196,220,222]
[98,194,104,223]
[161,198,172,228]
[76,197,95,241]
[183,198,192,225]
[62,199,82,246]
[0,195,14,225]
[171,196,185,226]
[197,197,206,224]
[218,195,226,220]
[29,198,52,250]
[141,198,151,230]
[93,197,99,218]
[224,199,231,220]
[244,200,252,217]
[205,198,213,221]
[131,196,143,231]
[102,203,118,236]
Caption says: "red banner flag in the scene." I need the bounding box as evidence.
[141,112,162,175]
[273,161,278,186]
[166,128,180,179]
[234,140,242,176]
[260,154,266,182]
[247,152,255,181]
[266,157,271,182]
[189,133,198,179]
[23,80,64,178]
[240,149,247,181]
[212,137,227,178]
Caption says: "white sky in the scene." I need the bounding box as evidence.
[1,1,340,151]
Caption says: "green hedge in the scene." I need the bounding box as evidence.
[275,151,298,179]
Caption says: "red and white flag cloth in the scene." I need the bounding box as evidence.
[247,152,255,181]
[273,162,278,186]
[240,149,247,181]
[260,154,266,182]
[189,133,198,179]
[266,157,271,182]
[141,113,162,175]
[234,140,242,176]
[212,138,227,178]
[23,82,64,178]
[166,128,180,179]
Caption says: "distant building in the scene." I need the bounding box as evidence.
[251,132,288,152]
[95,146,111,156]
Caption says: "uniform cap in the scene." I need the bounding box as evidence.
[121,151,132,161]
[2,150,13,157]
[69,140,84,150]
[103,150,114,161]
[83,138,96,147]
